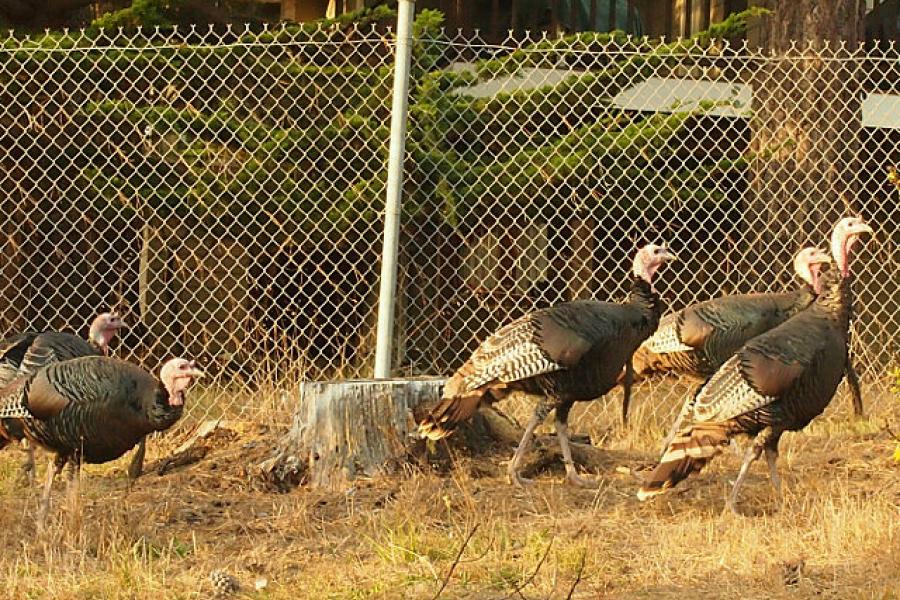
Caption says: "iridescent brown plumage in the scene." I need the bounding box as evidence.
[419,244,677,487]
[630,247,830,384]
[637,217,873,512]
[0,313,126,484]
[0,356,203,528]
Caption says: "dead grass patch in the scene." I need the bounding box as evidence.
[0,385,897,599]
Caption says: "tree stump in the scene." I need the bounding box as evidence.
[257,377,445,491]
[255,379,620,491]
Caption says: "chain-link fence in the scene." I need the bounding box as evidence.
[1,14,897,428]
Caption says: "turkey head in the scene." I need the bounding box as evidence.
[793,247,832,294]
[632,243,678,288]
[160,358,205,407]
[88,312,126,353]
[831,217,873,277]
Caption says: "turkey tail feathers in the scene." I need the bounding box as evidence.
[637,423,730,500]
[417,392,483,441]
[419,363,497,440]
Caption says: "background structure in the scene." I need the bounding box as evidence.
[0,6,896,428]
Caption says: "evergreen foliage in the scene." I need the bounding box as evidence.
[1,7,765,243]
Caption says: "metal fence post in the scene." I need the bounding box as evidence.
[374,0,416,379]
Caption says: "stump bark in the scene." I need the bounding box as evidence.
[257,378,445,490]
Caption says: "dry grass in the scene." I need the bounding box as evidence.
[0,384,898,599]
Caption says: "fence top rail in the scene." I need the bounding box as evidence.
[0,25,897,60]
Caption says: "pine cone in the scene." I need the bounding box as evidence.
[209,569,240,598]
[780,559,805,587]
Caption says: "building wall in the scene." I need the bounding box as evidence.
[281,0,370,22]
[281,0,329,22]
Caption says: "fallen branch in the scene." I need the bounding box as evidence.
[432,523,480,600]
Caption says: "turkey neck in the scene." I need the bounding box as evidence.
[627,277,663,327]
[146,390,184,431]
[812,271,849,328]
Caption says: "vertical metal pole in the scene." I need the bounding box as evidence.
[374,0,415,378]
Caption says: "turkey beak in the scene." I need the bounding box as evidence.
[187,367,205,379]
[847,222,873,237]
[661,250,678,263]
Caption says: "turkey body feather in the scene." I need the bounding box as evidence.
[420,265,670,488]
[638,268,850,509]
[425,279,662,438]
[691,306,846,429]
[0,331,107,443]
[632,288,815,381]
[16,332,101,378]
[16,356,178,464]
[0,332,41,387]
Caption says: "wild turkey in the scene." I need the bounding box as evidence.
[630,246,829,383]
[630,247,830,450]
[0,313,126,483]
[637,217,872,512]
[0,356,203,527]
[626,246,863,433]
[419,244,677,487]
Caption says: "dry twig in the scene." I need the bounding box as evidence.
[502,534,555,600]
[432,523,480,600]
[565,550,587,600]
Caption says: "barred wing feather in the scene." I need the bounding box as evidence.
[461,312,592,392]
[641,312,692,354]
[691,354,776,422]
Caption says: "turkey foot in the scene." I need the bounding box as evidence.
[507,470,535,487]
[564,468,599,488]
[556,416,597,488]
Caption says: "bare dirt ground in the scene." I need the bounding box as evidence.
[0,386,898,599]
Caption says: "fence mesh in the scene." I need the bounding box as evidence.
[0,18,897,431]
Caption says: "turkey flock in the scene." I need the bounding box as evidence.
[0,215,874,525]
[0,314,203,529]
[420,216,874,513]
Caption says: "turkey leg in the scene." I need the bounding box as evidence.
[18,439,35,486]
[128,437,147,480]
[727,427,774,514]
[621,360,634,426]
[555,403,598,488]
[764,446,782,497]
[37,454,67,531]
[507,402,548,487]
[65,459,81,510]
[844,358,864,416]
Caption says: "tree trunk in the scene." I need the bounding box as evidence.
[747,1,866,288]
